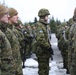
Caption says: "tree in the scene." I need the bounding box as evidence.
[49,16,57,33]
[56,18,61,26]
[34,17,37,23]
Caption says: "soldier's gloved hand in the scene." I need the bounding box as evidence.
[48,46,54,55]
[23,38,28,43]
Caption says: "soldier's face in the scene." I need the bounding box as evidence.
[0,13,9,23]
[9,14,18,24]
[44,15,49,22]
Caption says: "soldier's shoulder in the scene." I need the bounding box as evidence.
[70,23,76,31]
[6,28,14,36]
[36,21,41,25]
[36,22,43,29]
[0,30,8,43]
[71,23,76,27]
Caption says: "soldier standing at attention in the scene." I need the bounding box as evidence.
[69,7,76,75]
[8,8,23,75]
[0,4,15,75]
[14,20,25,68]
[35,8,52,75]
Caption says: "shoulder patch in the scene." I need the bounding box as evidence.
[24,31,27,34]
[39,30,43,33]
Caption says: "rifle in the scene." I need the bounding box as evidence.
[22,38,28,68]
[48,46,54,60]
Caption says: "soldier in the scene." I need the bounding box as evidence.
[24,24,34,58]
[0,4,15,75]
[31,24,37,53]
[35,8,52,75]
[14,20,26,68]
[8,8,23,75]
[68,7,76,75]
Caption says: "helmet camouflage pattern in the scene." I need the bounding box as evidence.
[38,8,50,17]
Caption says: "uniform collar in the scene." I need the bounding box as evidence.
[0,21,7,32]
[39,19,48,25]
[8,23,14,30]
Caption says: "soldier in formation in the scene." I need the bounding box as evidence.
[68,7,76,75]
[56,7,76,75]
[23,24,33,58]
[0,4,15,75]
[8,7,23,75]
[14,20,26,68]
[56,21,71,74]
[35,8,53,75]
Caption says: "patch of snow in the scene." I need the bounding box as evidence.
[25,58,38,67]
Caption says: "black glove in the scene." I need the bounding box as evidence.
[23,38,28,43]
[48,47,54,60]
[29,36,34,39]
[48,46,54,55]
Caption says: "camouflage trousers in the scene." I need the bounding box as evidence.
[70,52,76,75]
[68,46,72,73]
[37,57,49,75]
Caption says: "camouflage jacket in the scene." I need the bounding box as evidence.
[0,22,15,74]
[35,19,50,57]
[7,24,23,74]
[69,23,76,53]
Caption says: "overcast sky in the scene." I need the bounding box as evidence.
[0,0,76,23]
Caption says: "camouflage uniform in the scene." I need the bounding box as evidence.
[69,24,76,75]
[57,26,64,51]
[35,8,52,75]
[56,24,70,73]
[14,21,27,68]
[31,24,37,53]
[8,8,23,75]
[67,19,74,71]
[68,8,76,75]
[7,24,23,75]
[14,21,24,59]
[56,26,61,40]
[0,4,15,75]
[0,23,15,75]
[64,26,70,74]
[24,24,33,57]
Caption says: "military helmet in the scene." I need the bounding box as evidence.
[38,8,50,17]
[8,8,18,17]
